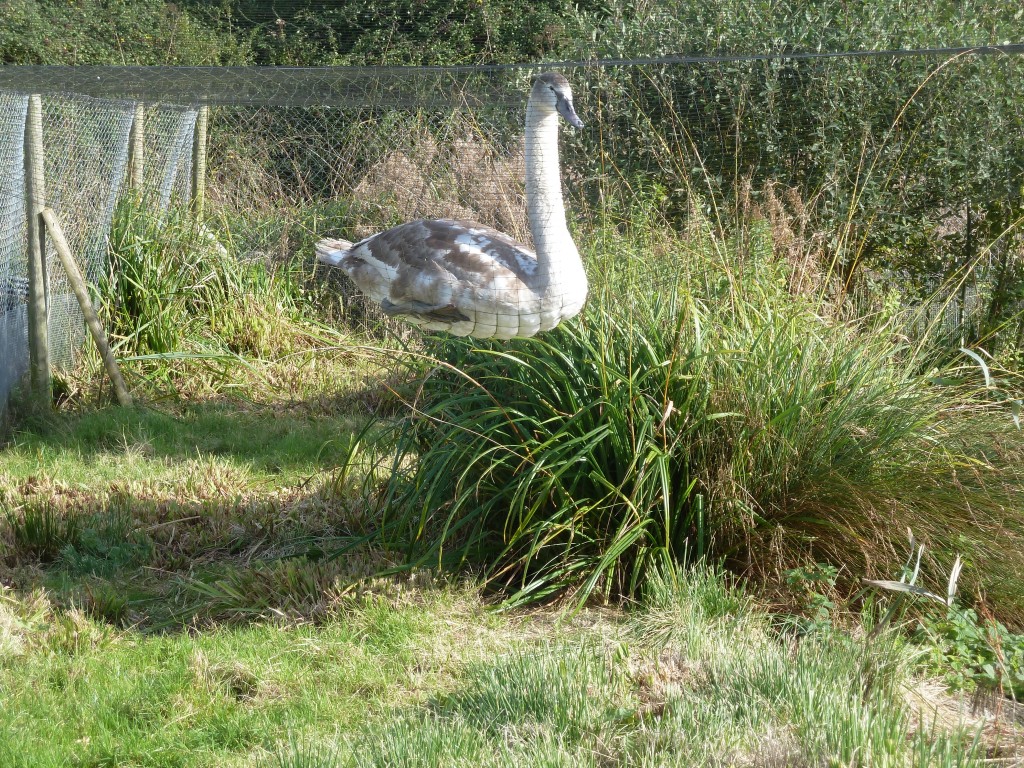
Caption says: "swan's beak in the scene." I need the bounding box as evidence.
[556,97,584,129]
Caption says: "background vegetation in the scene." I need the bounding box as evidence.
[6,0,1022,65]
[6,1,1024,341]
[2,1,1024,762]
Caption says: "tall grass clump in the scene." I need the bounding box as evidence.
[376,217,1024,610]
[103,197,304,361]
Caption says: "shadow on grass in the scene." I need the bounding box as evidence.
[2,398,375,485]
[0,398,395,632]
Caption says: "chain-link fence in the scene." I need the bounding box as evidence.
[2,49,1023,410]
[0,92,29,413]
[0,90,197,413]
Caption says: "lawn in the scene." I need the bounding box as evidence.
[1,352,1021,767]
[1,206,1023,765]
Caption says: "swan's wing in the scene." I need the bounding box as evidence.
[354,218,538,281]
[423,219,540,283]
[345,219,539,314]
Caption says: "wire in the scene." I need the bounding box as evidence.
[3,44,1021,107]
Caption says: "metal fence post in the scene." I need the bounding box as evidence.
[24,93,49,402]
[191,105,209,218]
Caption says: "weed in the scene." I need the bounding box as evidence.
[59,510,153,578]
[919,607,1024,700]
[780,562,840,635]
[92,197,356,407]
[4,500,80,563]
[865,535,1024,700]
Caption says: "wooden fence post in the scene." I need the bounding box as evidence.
[41,207,132,407]
[128,101,145,191]
[191,105,209,218]
[24,93,50,402]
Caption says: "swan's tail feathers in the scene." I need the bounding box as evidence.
[315,238,354,268]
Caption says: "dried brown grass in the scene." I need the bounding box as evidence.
[351,128,529,241]
[904,678,1024,760]
[740,179,830,298]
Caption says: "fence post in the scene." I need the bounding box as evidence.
[24,93,50,402]
[41,207,132,407]
[191,105,209,218]
[128,101,145,191]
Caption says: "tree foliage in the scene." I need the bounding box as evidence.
[183,0,581,66]
[0,0,247,65]
[5,0,1023,342]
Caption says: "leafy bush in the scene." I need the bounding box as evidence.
[1,0,246,65]
[780,563,840,635]
[194,0,579,66]
[919,607,1024,698]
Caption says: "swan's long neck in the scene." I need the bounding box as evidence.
[525,100,582,292]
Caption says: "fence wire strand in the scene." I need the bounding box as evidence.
[1,50,1023,408]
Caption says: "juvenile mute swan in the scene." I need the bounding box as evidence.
[315,72,587,339]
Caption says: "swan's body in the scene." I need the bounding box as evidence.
[315,73,587,339]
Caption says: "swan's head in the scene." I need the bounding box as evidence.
[532,72,584,129]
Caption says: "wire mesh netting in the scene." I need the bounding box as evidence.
[1,49,1024,407]
[0,92,29,413]
[0,91,203,412]
[139,104,197,210]
[41,94,134,372]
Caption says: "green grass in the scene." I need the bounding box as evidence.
[1,413,1019,764]
[281,564,998,767]
[373,219,1024,615]
[1,192,1022,765]
[2,403,366,489]
[0,398,390,630]
[104,197,299,359]
[3,391,1013,764]
[0,584,507,768]
[1,563,1009,767]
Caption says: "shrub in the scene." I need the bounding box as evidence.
[0,0,246,65]
[374,221,1024,609]
[103,198,307,361]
